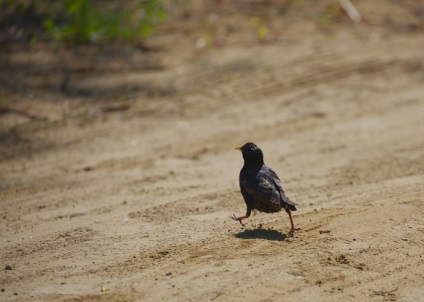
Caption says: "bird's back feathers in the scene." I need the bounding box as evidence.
[240,163,297,213]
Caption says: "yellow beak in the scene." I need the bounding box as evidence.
[234,147,241,151]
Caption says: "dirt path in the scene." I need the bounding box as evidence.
[1,3,424,301]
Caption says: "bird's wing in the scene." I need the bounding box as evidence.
[264,166,299,207]
[240,167,281,207]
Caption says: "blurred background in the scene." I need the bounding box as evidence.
[1,0,423,150]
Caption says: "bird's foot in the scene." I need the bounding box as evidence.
[288,227,301,236]
[231,214,246,227]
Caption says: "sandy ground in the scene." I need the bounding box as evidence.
[1,1,424,301]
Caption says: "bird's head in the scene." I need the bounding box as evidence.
[235,142,264,166]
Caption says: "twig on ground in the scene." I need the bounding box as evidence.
[339,0,361,23]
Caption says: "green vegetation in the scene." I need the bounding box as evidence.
[0,0,167,44]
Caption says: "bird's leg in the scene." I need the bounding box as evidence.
[285,208,300,236]
[232,207,251,227]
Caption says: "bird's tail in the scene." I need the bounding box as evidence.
[285,202,297,211]
[281,195,298,211]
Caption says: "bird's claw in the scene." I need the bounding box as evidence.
[231,214,245,227]
[288,227,301,236]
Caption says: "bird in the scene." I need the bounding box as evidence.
[232,142,299,235]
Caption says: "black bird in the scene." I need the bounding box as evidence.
[232,142,299,235]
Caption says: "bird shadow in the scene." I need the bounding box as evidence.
[234,228,288,241]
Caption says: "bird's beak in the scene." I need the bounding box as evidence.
[234,147,241,151]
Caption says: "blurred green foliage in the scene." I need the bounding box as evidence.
[0,0,167,44]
